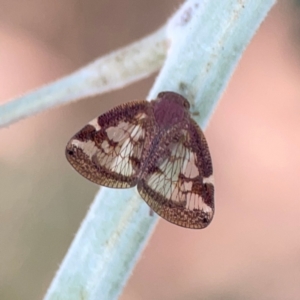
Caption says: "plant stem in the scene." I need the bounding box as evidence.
[42,0,276,299]
[0,27,167,128]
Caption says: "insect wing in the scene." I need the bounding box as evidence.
[66,100,151,188]
[137,120,214,229]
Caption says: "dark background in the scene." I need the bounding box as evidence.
[1,1,300,299]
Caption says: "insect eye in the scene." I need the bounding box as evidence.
[67,149,74,156]
[184,100,190,109]
[157,92,166,99]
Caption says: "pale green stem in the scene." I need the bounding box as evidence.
[40,0,275,299]
[0,27,167,128]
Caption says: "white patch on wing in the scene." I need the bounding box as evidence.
[112,137,134,176]
[88,118,101,131]
[101,140,110,154]
[183,152,199,178]
[185,194,212,213]
[203,175,214,185]
[106,122,131,142]
[135,112,147,120]
[183,181,192,191]
[71,140,98,159]
[131,125,143,141]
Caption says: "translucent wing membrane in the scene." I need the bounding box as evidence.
[138,120,214,229]
[66,101,150,188]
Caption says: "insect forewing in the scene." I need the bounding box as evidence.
[137,120,214,229]
[66,100,151,188]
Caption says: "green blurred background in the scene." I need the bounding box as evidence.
[1,1,300,299]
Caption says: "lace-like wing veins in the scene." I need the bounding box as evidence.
[65,91,215,229]
[137,120,214,229]
[66,100,151,188]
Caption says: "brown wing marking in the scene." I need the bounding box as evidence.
[66,100,151,188]
[137,121,214,229]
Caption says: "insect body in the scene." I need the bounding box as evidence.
[66,91,214,229]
